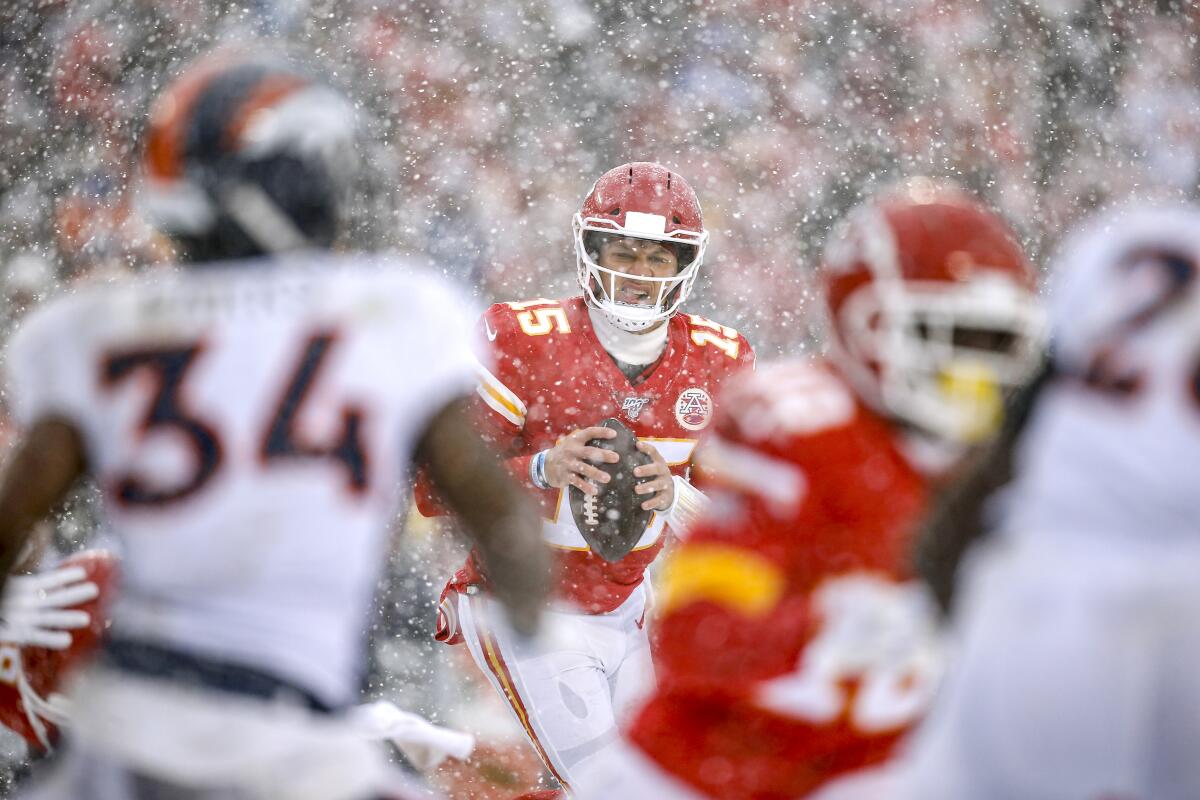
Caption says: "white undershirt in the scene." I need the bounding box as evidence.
[587,306,669,366]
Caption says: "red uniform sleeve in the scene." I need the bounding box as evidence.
[414,304,557,517]
[654,456,814,691]
[653,363,849,691]
[737,332,756,372]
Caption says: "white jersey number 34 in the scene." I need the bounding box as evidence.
[102,331,367,508]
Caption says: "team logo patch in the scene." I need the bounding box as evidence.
[621,396,650,420]
[675,387,713,431]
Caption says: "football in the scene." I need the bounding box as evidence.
[568,418,654,563]
[0,550,119,750]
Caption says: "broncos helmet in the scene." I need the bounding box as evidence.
[139,49,358,262]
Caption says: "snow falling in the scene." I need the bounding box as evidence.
[0,0,1196,795]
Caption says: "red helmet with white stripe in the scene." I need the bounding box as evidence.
[821,179,1044,443]
[573,163,709,332]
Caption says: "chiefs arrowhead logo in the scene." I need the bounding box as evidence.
[675,387,712,431]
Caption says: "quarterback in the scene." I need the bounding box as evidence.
[575,181,1044,800]
[418,162,754,790]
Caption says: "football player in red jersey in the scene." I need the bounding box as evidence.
[417,162,755,791]
[573,179,1044,800]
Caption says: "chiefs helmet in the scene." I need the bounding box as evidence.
[139,49,358,261]
[821,179,1044,443]
[573,162,709,332]
[0,551,118,751]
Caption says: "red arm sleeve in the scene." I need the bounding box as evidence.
[738,333,756,372]
[414,305,558,516]
[654,502,812,693]
[653,365,825,693]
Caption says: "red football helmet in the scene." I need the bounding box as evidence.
[821,179,1044,443]
[573,162,709,331]
[0,550,119,751]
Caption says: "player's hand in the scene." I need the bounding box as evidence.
[543,426,619,496]
[349,700,475,771]
[0,566,98,650]
[633,441,674,511]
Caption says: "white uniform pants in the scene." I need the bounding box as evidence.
[572,739,705,800]
[21,667,427,800]
[897,536,1200,800]
[457,585,655,793]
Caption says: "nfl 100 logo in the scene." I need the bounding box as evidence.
[675,387,712,431]
[621,396,650,420]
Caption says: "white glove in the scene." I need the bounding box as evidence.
[349,700,475,771]
[664,476,709,536]
[0,566,99,650]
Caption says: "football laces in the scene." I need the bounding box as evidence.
[582,492,600,527]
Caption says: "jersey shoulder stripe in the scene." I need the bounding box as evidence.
[474,360,526,427]
[659,541,786,618]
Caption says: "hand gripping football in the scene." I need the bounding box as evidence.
[0,550,119,750]
[568,418,654,563]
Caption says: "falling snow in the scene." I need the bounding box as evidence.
[0,0,1197,795]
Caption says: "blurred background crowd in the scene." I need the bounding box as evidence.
[3,0,1199,352]
[0,0,1197,795]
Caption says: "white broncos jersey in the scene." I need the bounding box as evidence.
[1002,204,1200,548]
[5,254,478,706]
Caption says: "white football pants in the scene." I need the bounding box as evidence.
[21,667,427,800]
[896,534,1200,800]
[457,584,655,793]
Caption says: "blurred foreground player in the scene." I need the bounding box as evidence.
[900,204,1200,800]
[418,162,754,790]
[0,51,548,800]
[575,180,1044,800]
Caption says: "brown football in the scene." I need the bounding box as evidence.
[568,418,654,563]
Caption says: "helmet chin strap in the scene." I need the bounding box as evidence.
[896,425,968,477]
[600,306,659,333]
[587,306,669,365]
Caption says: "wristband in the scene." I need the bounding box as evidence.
[530,450,551,490]
[664,475,709,535]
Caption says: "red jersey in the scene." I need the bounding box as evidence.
[629,359,941,800]
[419,296,754,615]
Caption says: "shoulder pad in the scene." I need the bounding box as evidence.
[683,313,749,362]
[717,360,858,445]
[486,298,575,342]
